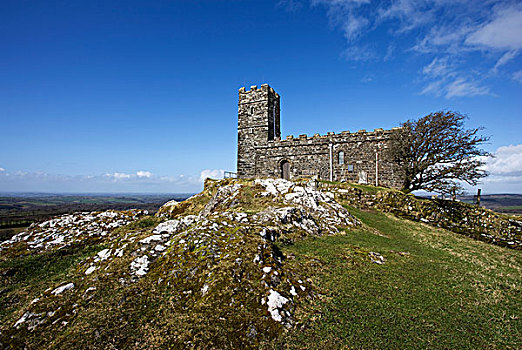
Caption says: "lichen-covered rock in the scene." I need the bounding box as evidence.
[155,199,179,217]
[0,209,147,256]
[253,178,357,233]
[0,178,359,349]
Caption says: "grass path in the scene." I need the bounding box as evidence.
[275,207,521,349]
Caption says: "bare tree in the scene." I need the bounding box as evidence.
[388,111,490,195]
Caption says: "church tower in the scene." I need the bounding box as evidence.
[237,84,280,178]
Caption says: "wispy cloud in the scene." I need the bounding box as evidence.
[412,24,474,54]
[419,57,490,98]
[383,44,395,61]
[308,0,522,98]
[360,74,374,83]
[492,50,519,73]
[513,70,522,84]
[422,57,454,79]
[445,78,490,99]
[106,172,132,180]
[0,167,5,172]
[278,0,304,12]
[465,4,522,51]
[103,170,155,180]
[376,0,438,34]
[136,171,152,178]
[341,13,369,41]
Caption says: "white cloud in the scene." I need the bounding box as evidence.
[472,144,522,193]
[136,171,152,178]
[0,167,5,172]
[342,14,369,40]
[465,4,522,51]
[420,80,444,97]
[513,70,522,84]
[105,171,154,180]
[445,78,490,98]
[383,44,395,61]
[492,50,519,73]
[360,74,374,83]
[312,0,372,42]
[313,1,522,55]
[200,169,225,181]
[422,57,454,78]
[377,0,437,33]
[420,58,490,98]
[485,144,522,175]
[107,172,132,180]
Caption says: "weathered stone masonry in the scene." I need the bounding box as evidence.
[237,84,402,188]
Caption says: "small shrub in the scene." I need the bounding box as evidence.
[125,216,161,230]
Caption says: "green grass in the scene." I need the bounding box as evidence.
[121,215,161,230]
[500,206,522,210]
[275,207,522,349]
[0,242,105,322]
[345,182,391,194]
[0,226,26,242]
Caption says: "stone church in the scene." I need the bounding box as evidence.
[236,83,402,188]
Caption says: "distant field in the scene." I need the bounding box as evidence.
[459,194,522,214]
[0,193,193,241]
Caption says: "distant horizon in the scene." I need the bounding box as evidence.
[0,191,196,197]
[1,188,521,197]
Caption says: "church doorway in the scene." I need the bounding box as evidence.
[281,160,290,180]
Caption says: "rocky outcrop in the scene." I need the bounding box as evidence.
[0,178,358,348]
[0,209,147,256]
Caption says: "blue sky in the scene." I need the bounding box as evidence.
[0,0,521,193]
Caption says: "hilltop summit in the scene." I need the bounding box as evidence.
[1,178,520,349]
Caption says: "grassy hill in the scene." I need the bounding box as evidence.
[0,179,520,349]
[274,207,521,348]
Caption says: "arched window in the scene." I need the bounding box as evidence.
[338,151,345,165]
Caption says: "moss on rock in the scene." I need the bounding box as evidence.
[0,178,359,349]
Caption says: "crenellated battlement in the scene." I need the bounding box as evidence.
[265,128,393,146]
[238,84,280,100]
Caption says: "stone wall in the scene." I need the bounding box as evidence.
[237,84,402,189]
[327,183,522,249]
[255,129,401,188]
